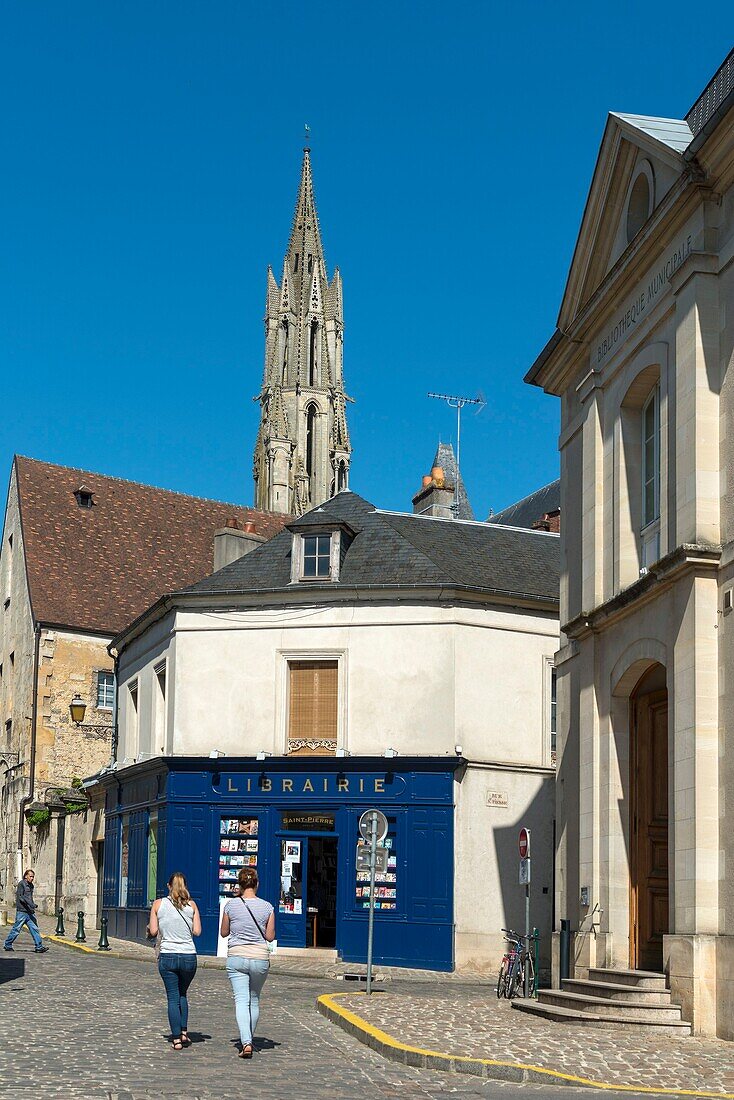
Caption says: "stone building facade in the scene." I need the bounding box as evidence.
[526,51,734,1036]
[253,147,351,515]
[0,456,287,920]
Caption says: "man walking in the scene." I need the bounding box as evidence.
[4,869,48,953]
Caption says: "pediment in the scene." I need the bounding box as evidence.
[558,113,692,330]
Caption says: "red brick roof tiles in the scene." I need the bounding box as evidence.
[14,456,290,636]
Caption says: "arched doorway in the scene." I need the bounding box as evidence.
[629,663,668,971]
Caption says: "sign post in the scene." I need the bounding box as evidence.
[358,809,388,994]
[519,827,531,998]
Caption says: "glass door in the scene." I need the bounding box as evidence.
[277,836,307,947]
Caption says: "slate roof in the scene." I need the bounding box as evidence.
[183,491,559,604]
[12,456,290,635]
[488,480,560,530]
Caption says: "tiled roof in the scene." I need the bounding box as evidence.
[14,456,290,635]
[183,491,559,604]
[488,480,561,529]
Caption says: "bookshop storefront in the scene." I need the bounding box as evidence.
[100,756,458,971]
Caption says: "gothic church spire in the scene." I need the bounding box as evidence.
[253,148,352,515]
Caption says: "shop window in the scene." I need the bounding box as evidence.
[354,817,398,913]
[119,814,130,906]
[287,660,338,755]
[641,384,661,568]
[96,671,115,710]
[218,816,259,899]
[147,810,158,905]
[279,838,303,914]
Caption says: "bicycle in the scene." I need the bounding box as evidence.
[497,928,535,999]
[496,927,522,998]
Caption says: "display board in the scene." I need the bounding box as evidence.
[355,828,397,910]
[218,816,258,898]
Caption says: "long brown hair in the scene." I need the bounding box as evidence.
[168,872,191,910]
[238,867,258,892]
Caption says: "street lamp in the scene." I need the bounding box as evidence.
[69,695,86,725]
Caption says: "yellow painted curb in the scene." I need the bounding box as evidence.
[317,992,734,1099]
[49,935,123,957]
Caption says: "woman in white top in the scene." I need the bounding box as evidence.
[220,866,275,1058]
[149,872,202,1050]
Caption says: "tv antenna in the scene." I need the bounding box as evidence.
[427,391,485,515]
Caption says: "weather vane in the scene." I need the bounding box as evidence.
[304,123,311,148]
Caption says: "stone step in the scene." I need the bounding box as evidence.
[587,967,668,991]
[539,989,683,1022]
[562,978,671,1004]
[511,998,692,1036]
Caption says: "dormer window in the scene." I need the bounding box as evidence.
[74,486,94,509]
[288,512,356,585]
[303,534,331,579]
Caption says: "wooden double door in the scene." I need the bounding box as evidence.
[630,689,669,972]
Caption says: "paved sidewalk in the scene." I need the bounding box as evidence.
[319,986,734,1097]
[0,935,641,1100]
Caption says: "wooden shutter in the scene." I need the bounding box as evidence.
[288,660,338,755]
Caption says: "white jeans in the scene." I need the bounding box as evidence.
[226,957,270,1045]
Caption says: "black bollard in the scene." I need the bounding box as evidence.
[97,914,111,951]
[54,907,66,936]
[559,918,571,982]
[75,910,86,943]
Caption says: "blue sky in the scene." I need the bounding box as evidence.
[1,5,728,519]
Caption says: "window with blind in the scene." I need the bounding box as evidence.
[287,660,338,755]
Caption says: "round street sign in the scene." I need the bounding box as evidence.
[518,827,530,859]
[359,808,388,844]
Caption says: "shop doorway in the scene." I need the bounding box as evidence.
[306,836,338,948]
[630,666,669,971]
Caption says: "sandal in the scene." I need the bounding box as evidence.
[181,1031,191,1047]
[172,1038,184,1051]
[239,1044,253,1059]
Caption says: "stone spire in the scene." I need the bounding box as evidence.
[253,148,352,515]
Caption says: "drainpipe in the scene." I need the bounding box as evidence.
[17,623,41,880]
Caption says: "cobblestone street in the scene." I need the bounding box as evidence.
[0,939,699,1100]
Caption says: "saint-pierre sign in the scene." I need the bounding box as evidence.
[594,235,692,367]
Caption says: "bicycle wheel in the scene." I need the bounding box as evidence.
[506,956,522,999]
[496,959,508,998]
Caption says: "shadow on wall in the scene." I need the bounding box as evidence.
[492,777,555,981]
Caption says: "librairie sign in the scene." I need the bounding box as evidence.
[216,770,398,798]
[594,235,692,367]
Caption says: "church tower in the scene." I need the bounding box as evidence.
[253,147,351,515]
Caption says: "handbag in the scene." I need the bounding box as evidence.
[240,897,277,955]
[151,899,195,960]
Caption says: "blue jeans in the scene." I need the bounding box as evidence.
[226,957,269,1046]
[158,952,197,1038]
[4,911,43,949]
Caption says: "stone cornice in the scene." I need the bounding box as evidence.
[563,543,721,639]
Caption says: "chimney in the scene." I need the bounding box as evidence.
[213,516,267,572]
[411,466,456,520]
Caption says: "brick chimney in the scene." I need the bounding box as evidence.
[411,466,456,520]
[213,517,267,572]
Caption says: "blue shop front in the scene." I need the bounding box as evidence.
[101,756,458,971]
